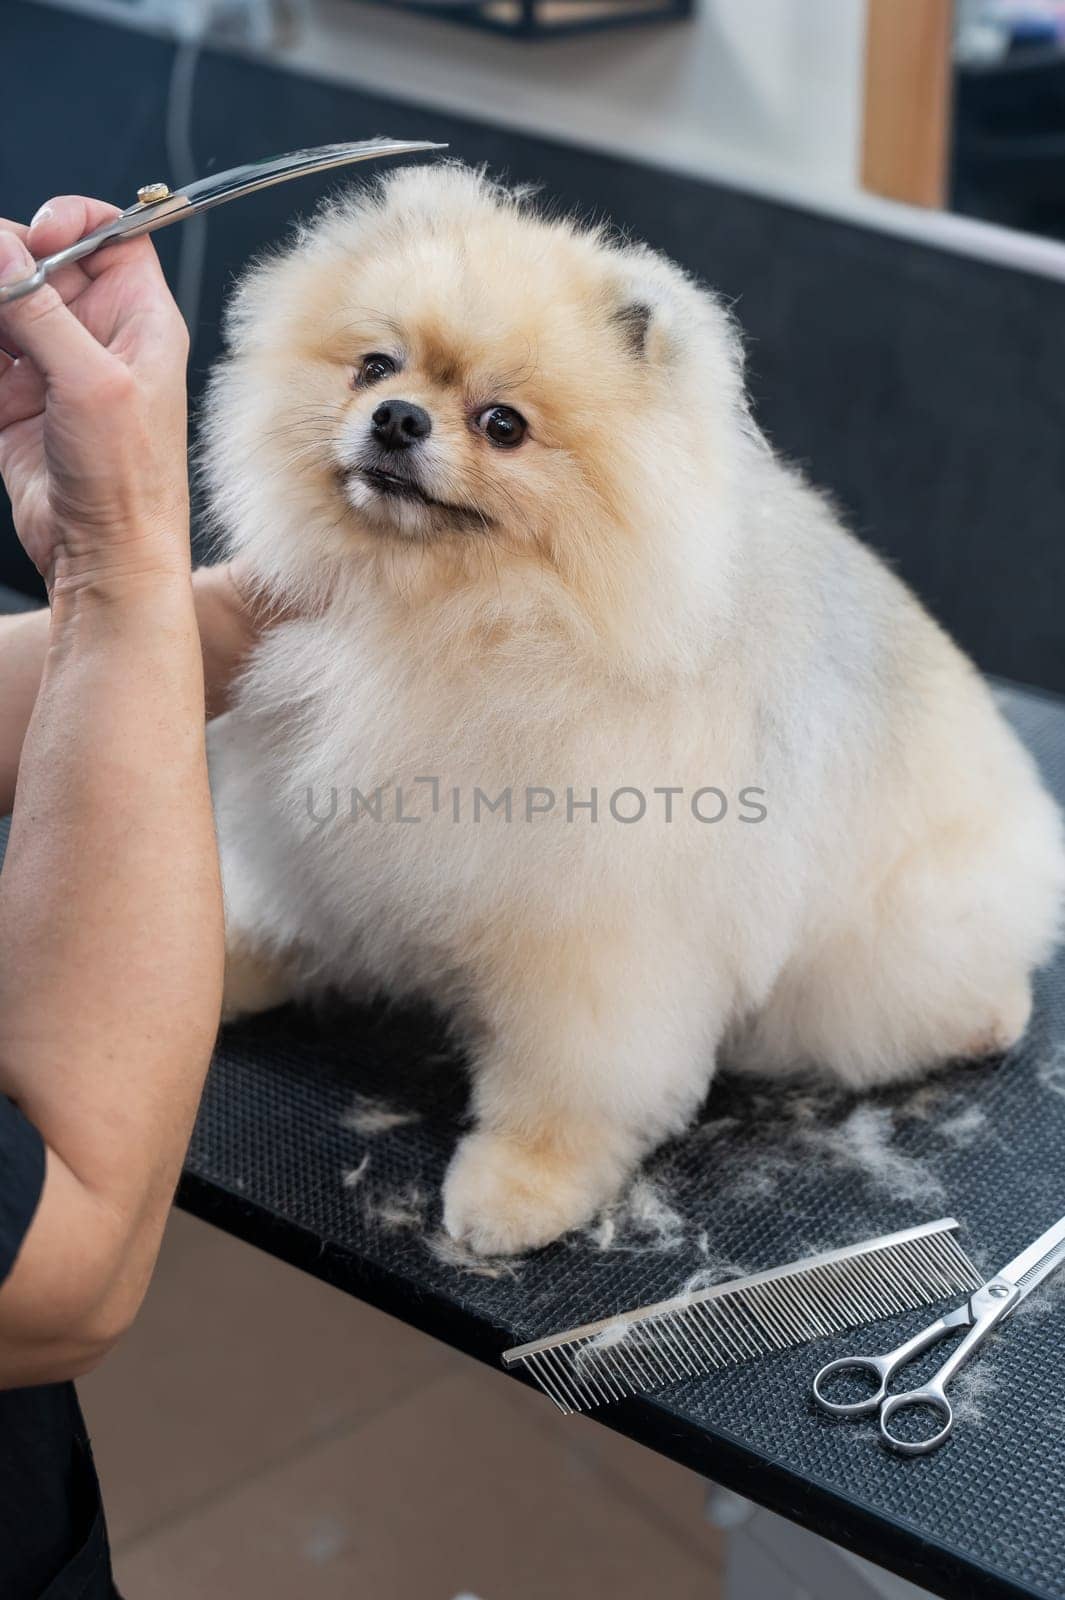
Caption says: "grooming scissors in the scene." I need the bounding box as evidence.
[0,138,445,304]
[812,1209,1065,1455]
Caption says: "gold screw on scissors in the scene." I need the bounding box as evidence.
[812,1210,1065,1454]
[136,183,172,206]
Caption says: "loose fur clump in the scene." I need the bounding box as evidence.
[818,1106,946,1205]
[581,1176,688,1254]
[373,1183,427,1232]
[949,1361,997,1430]
[206,162,1065,1256]
[701,1081,987,1210]
[341,1153,371,1189]
[339,1094,420,1136]
[427,1232,520,1280]
[935,1104,990,1148]
[1037,1041,1065,1101]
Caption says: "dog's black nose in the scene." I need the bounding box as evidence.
[371,400,432,450]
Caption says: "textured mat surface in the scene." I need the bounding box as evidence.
[172,681,1065,1600]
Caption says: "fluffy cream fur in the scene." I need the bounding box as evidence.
[203,164,1065,1254]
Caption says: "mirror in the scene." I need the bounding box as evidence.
[863,0,1065,243]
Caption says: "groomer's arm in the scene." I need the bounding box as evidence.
[0,607,51,815]
[0,200,223,1386]
[0,562,265,813]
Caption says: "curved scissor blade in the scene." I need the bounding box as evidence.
[997,1213,1065,1300]
[177,139,446,214]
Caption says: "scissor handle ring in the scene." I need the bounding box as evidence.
[879,1386,954,1456]
[812,1355,890,1417]
[0,263,48,306]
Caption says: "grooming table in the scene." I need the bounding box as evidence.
[3,681,1054,1600]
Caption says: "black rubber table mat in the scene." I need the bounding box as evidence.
[170,680,1065,1600]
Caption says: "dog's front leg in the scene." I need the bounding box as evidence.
[443,925,723,1255]
[208,711,304,1023]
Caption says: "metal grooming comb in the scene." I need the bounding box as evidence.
[502,1218,981,1414]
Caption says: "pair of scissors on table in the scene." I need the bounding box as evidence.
[0,138,445,305]
[812,1210,1065,1455]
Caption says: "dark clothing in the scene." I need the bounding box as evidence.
[0,1096,117,1598]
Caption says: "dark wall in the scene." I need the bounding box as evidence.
[3,1,1064,691]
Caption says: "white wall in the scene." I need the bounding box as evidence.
[284,0,868,210]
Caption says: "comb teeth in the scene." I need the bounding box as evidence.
[502,1218,981,1415]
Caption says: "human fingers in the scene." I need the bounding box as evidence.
[22,196,123,307]
[30,194,170,298]
[0,232,111,387]
[0,355,45,431]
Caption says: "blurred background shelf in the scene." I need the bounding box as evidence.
[346,0,693,38]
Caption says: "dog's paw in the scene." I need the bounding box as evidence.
[960,979,1032,1061]
[442,1130,614,1256]
[221,938,295,1024]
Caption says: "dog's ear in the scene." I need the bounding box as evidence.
[608,252,677,363]
[611,248,745,389]
[612,300,654,359]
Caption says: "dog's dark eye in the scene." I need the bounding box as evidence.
[357,353,399,387]
[478,405,527,448]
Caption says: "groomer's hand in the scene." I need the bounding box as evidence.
[0,196,189,595]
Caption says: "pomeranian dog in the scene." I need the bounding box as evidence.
[203,164,1064,1255]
